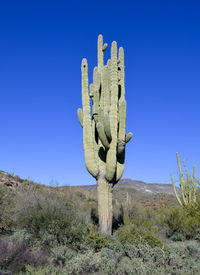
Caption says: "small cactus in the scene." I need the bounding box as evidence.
[171,152,198,207]
[78,35,132,234]
[11,168,14,177]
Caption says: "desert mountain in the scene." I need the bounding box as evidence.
[77,178,180,196]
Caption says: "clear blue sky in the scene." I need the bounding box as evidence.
[0,1,199,186]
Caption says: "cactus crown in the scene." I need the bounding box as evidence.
[78,35,132,183]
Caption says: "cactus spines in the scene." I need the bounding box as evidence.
[78,35,132,234]
[171,152,198,207]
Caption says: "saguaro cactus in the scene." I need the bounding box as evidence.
[78,35,132,234]
[171,152,198,207]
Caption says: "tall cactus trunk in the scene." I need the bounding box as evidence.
[108,184,113,234]
[97,175,112,235]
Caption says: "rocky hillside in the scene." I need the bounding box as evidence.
[0,171,180,197]
[0,171,26,188]
[77,178,180,196]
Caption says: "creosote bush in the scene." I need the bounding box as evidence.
[115,223,165,249]
[12,186,90,249]
[165,205,200,240]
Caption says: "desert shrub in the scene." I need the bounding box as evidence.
[171,232,185,241]
[10,229,32,245]
[105,235,124,255]
[100,247,122,274]
[83,224,111,251]
[0,185,15,233]
[154,201,200,240]
[167,242,200,273]
[123,242,200,274]
[126,212,153,230]
[51,245,76,267]
[13,187,89,248]
[97,241,200,274]
[165,206,200,239]
[115,257,137,275]
[64,250,100,275]
[124,242,165,264]
[9,240,200,274]
[186,241,200,257]
[112,198,146,231]
[0,238,48,273]
[154,206,171,230]
[23,265,60,275]
[115,223,164,249]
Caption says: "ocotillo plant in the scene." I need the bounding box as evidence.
[77,35,132,234]
[171,152,197,207]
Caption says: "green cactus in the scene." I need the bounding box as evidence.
[78,35,132,234]
[171,152,197,207]
[11,168,14,177]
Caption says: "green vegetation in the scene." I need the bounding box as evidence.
[0,170,200,274]
[78,34,132,234]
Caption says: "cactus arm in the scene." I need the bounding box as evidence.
[104,112,112,142]
[91,71,100,167]
[90,84,94,99]
[125,132,133,143]
[118,47,125,101]
[118,100,127,141]
[96,122,110,150]
[187,172,191,204]
[117,139,126,155]
[77,108,83,127]
[193,166,197,202]
[93,90,99,123]
[116,153,125,182]
[171,176,183,206]
[116,100,127,178]
[107,59,111,109]
[93,67,101,93]
[116,52,126,180]
[98,107,105,125]
[81,58,98,178]
[102,43,108,51]
[176,152,187,206]
[116,48,128,181]
[106,41,118,182]
[92,119,99,168]
[93,67,101,123]
[98,34,104,71]
[103,65,110,114]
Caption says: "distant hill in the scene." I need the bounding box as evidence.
[0,171,180,197]
[0,171,179,210]
[77,178,180,196]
